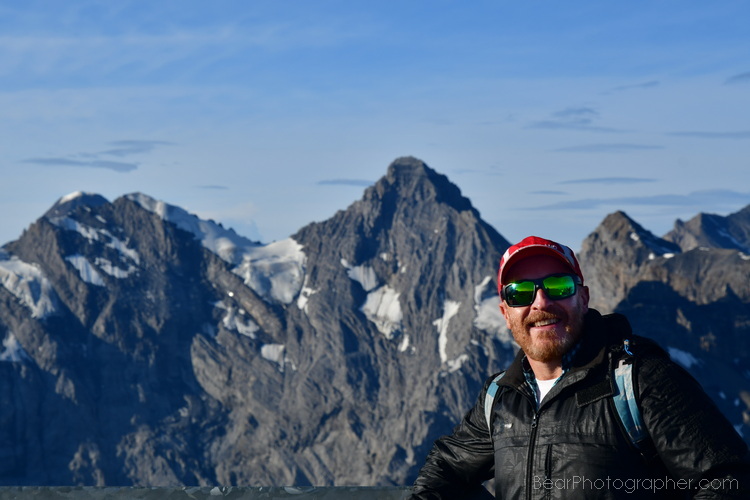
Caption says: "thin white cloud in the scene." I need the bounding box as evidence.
[99,140,174,157]
[20,139,172,173]
[725,72,750,85]
[0,10,374,85]
[555,107,598,119]
[318,179,374,187]
[530,122,623,133]
[528,107,624,133]
[451,167,503,176]
[552,143,663,153]
[609,80,660,92]
[530,190,567,195]
[667,131,750,140]
[528,189,750,211]
[560,177,656,185]
[22,157,138,173]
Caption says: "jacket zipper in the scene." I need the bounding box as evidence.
[544,444,553,500]
[525,411,540,500]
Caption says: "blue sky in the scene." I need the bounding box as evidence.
[2,1,749,251]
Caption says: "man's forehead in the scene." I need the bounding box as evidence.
[503,254,572,281]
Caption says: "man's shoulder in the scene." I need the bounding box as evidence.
[627,334,669,359]
[585,309,632,340]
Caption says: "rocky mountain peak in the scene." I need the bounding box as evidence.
[363,156,474,214]
[43,191,110,220]
[664,205,750,253]
[294,159,508,311]
[578,210,680,313]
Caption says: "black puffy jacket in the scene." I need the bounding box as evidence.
[411,310,750,499]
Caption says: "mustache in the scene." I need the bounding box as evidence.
[524,310,566,327]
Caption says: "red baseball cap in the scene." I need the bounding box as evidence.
[498,236,584,290]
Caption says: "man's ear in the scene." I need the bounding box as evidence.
[579,285,590,313]
[499,300,512,328]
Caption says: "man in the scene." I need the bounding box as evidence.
[410,236,750,498]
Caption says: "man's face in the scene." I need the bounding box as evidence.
[499,254,589,364]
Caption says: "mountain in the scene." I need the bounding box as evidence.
[663,205,750,252]
[1,157,749,487]
[0,157,515,486]
[579,209,750,439]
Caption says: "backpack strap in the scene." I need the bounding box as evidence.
[612,340,649,451]
[483,371,506,432]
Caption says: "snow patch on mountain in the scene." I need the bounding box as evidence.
[261,343,286,371]
[54,217,100,240]
[94,257,137,279]
[433,300,460,364]
[296,277,318,313]
[445,354,469,373]
[0,333,31,363]
[398,334,411,353]
[0,252,58,318]
[342,259,379,292]
[361,285,402,339]
[233,239,305,304]
[59,191,88,204]
[668,347,701,369]
[66,255,105,286]
[215,301,259,338]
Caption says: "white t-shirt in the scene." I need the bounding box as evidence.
[535,377,559,406]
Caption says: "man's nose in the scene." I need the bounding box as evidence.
[531,286,554,308]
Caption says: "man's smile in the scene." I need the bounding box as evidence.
[531,317,560,328]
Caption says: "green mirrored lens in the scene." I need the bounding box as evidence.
[505,281,535,306]
[542,275,576,299]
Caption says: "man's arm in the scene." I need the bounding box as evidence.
[409,383,496,499]
[638,356,750,498]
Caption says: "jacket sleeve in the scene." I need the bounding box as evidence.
[637,355,750,498]
[408,379,496,499]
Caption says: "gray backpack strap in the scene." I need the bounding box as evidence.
[612,340,648,450]
[483,371,506,431]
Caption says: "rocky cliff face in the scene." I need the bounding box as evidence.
[0,157,515,486]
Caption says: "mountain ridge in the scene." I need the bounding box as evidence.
[0,156,748,486]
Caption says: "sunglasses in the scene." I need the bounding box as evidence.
[501,273,582,307]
